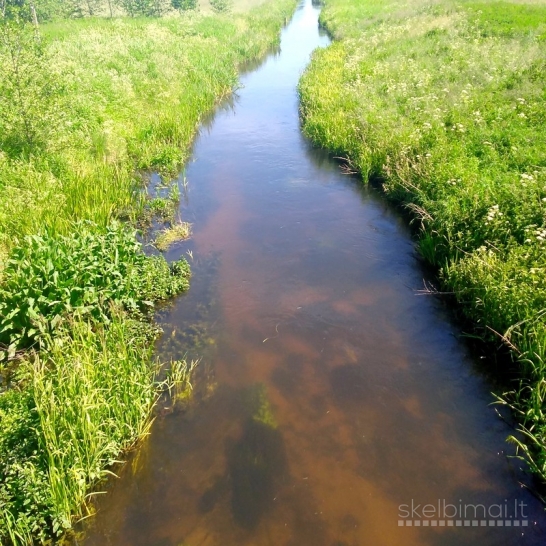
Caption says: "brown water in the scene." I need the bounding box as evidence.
[81,2,545,545]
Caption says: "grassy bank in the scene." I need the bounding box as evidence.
[0,0,296,543]
[299,0,546,481]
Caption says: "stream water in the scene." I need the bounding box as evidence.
[81,1,544,544]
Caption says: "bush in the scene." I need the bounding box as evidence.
[0,17,65,156]
[172,0,197,11]
[210,0,231,14]
[0,221,190,357]
[0,314,164,543]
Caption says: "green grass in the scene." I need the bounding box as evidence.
[1,315,163,544]
[299,0,546,481]
[0,0,296,543]
[466,2,546,37]
[0,0,296,254]
[0,223,192,544]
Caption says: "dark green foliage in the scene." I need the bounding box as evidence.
[171,0,196,11]
[118,0,168,17]
[0,1,31,21]
[0,389,48,545]
[0,222,190,358]
[0,17,64,156]
[210,0,231,13]
[1,0,72,23]
[1,0,169,21]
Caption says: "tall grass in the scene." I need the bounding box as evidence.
[0,223,192,544]
[0,0,297,543]
[1,0,296,252]
[299,0,546,481]
[0,313,198,544]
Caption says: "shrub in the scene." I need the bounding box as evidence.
[0,221,190,357]
[210,0,231,14]
[172,0,197,11]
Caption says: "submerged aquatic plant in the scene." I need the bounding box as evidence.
[163,357,200,411]
[246,383,277,429]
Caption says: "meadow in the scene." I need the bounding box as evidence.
[299,0,546,482]
[0,0,296,543]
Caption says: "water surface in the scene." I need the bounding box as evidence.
[82,2,544,544]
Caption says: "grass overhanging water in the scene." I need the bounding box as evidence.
[299,0,546,484]
[0,0,297,543]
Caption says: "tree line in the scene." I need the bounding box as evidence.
[0,0,197,22]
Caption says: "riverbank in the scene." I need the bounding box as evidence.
[0,1,296,543]
[299,0,546,483]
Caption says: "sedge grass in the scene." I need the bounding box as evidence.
[0,313,196,543]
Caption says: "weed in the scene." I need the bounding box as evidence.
[0,221,190,357]
[0,312,197,542]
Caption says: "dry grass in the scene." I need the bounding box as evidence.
[155,222,192,251]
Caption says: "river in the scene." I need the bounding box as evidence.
[80,1,544,544]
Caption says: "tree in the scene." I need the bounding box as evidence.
[1,0,63,23]
[210,0,231,13]
[171,0,196,11]
[84,0,102,15]
[0,13,63,155]
[117,0,168,16]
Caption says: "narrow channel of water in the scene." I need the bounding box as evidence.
[82,2,544,544]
